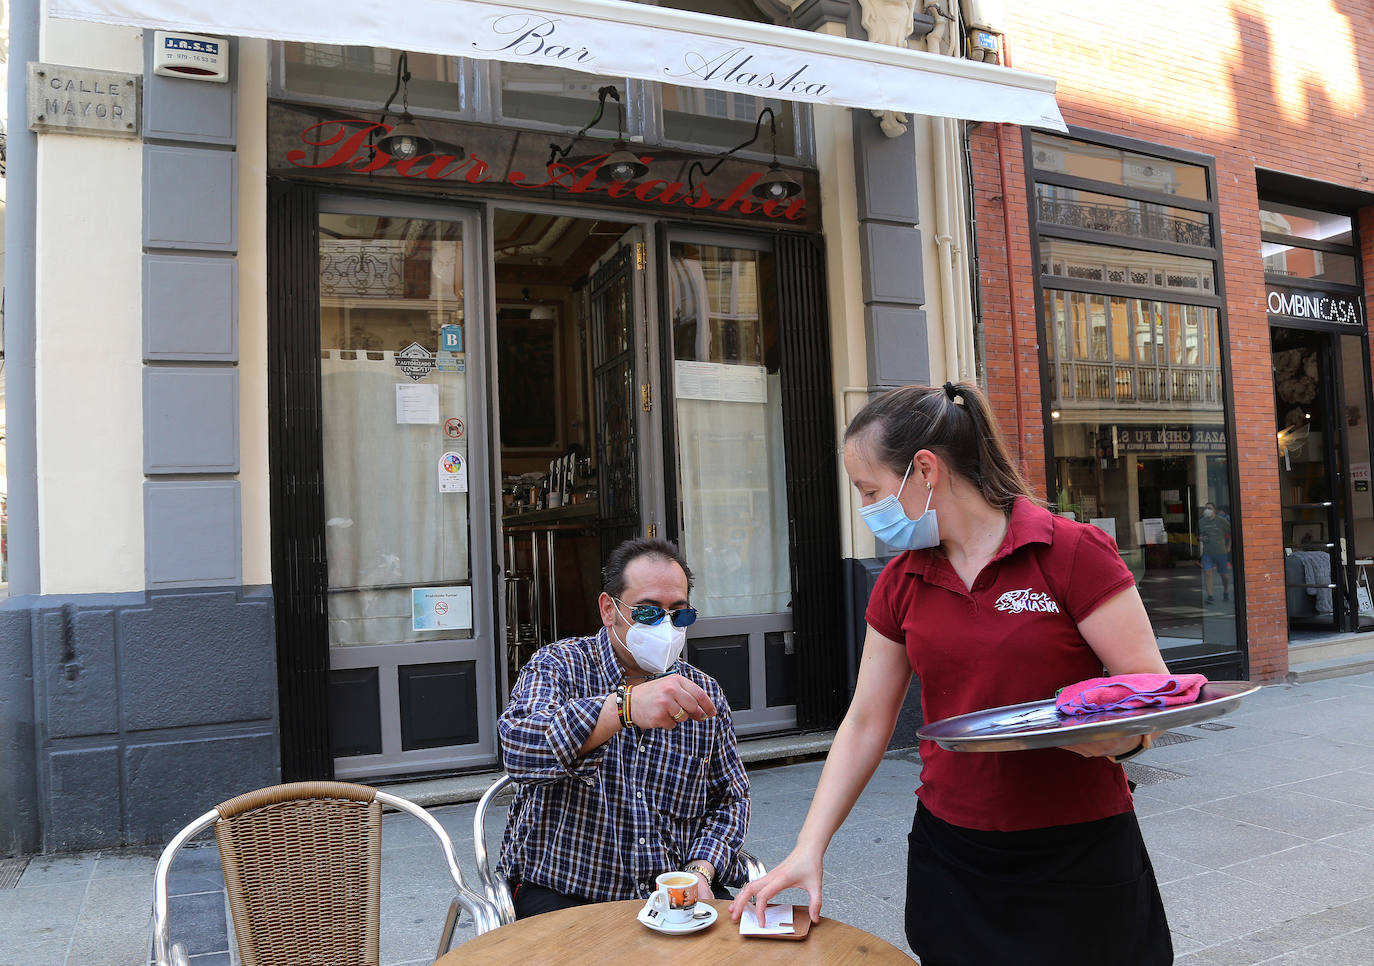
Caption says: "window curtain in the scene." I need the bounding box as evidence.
[670,253,790,616]
[321,350,470,644]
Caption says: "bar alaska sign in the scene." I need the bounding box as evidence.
[270,104,817,229]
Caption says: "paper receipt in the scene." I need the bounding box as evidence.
[739,903,794,935]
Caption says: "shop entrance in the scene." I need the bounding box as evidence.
[492,210,799,734]
[1272,325,1374,636]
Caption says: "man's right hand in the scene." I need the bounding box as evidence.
[629,674,716,729]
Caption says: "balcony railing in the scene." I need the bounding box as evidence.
[1052,361,1223,408]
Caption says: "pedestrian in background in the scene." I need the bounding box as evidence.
[1200,501,1232,603]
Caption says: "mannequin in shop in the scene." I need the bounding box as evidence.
[496,538,750,918]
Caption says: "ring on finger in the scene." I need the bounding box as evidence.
[671,708,686,721]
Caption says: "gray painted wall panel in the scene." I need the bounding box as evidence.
[144,367,240,473]
[853,117,919,224]
[860,223,925,305]
[41,607,120,739]
[143,255,239,361]
[0,601,41,855]
[46,747,122,852]
[868,306,931,387]
[118,591,276,730]
[142,146,238,251]
[124,731,279,846]
[144,481,243,587]
[143,35,237,145]
[5,589,278,852]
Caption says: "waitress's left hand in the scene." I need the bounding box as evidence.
[1062,732,1158,758]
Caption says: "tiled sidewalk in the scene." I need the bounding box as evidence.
[3,672,1374,965]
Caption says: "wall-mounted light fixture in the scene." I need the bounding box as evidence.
[686,107,802,201]
[548,85,648,184]
[523,288,556,321]
[376,51,435,161]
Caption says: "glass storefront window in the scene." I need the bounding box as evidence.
[660,85,796,156]
[318,212,473,646]
[1035,183,1213,247]
[282,45,463,114]
[499,64,626,130]
[668,241,790,617]
[1259,202,1354,246]
[1030,132,1210,200]
[1040,237,1215,294]
[1034,133,1235,664]
[1260,242,1357,285]
[1044,290,1220,408]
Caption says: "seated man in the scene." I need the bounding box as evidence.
[497,537,750,919]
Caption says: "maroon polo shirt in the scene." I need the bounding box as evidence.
[867,497,1137,832]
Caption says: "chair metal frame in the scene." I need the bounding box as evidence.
[152,781,500,966]
[470,773,766,926]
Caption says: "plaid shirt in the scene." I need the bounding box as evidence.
[496,628,750,902]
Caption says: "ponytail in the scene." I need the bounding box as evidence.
[844,382,1036,511]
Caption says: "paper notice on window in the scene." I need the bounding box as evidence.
[396,383,440,424]
[739,903,794,935]
[1140,517,1166,545]
[674,361,767,403]
[1090,517,1118,543]
[438,451,468,492]
[412,586,473,631]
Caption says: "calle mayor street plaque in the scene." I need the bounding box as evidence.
[28,62,140,138]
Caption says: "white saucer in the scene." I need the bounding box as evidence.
[637,902,718,934]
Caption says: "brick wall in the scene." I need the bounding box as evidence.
[971,1,1374,681]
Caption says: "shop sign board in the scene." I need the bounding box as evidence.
[27,62,139,138]
[1266,284,1363,330]
[268,103,820,232]
[1114,425,1227,454]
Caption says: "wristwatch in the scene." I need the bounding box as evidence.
[684,860,713,881]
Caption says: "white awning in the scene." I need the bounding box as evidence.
[49,0,1066,130]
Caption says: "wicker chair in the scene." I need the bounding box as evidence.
[468,773,767,927]
[151,781,500,966]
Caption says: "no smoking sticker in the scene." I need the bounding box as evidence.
[444,417,465,439]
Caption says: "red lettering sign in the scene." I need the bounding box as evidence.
[286,119,806,223]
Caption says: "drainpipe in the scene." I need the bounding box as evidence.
[925,0,974,382]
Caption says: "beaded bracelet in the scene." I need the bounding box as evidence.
[613,685,629,729]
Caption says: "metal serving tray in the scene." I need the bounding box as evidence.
[916,681,1261,753]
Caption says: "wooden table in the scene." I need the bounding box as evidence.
[434,899,914,965]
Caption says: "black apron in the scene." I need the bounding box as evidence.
[904,801,1172,965]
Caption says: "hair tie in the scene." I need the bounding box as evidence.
[942,381,960,403]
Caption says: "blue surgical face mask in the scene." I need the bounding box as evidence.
[859,462,940,550]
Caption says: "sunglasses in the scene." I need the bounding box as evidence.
[615,599,698,628]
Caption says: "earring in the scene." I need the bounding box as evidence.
[926,481,932,490]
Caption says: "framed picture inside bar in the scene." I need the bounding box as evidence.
[497,304,563,452]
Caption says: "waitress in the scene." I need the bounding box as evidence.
[730,382,1173,965]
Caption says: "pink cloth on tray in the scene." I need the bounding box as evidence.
[1055,673,1209,716]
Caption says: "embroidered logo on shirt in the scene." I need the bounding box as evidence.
[994,588,1061,614]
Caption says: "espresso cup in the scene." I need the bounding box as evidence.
[646,871,698,924]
